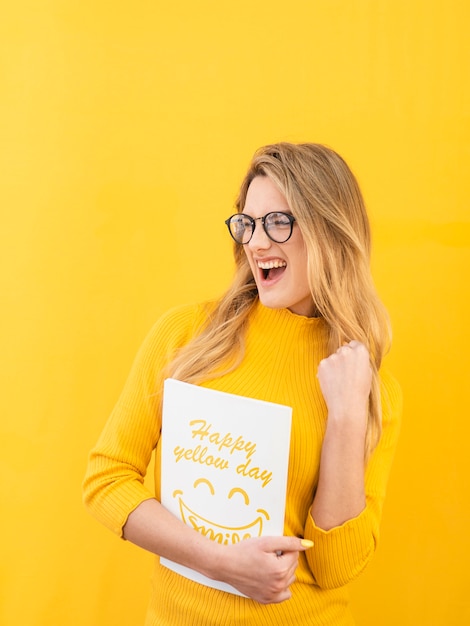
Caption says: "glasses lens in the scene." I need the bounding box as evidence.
[264,212,294,243]
[228,215,253,244]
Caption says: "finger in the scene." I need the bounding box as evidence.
[348,340,370,355]
[348,339,361,348]
[263,536,313,554]
[281,538,313,553]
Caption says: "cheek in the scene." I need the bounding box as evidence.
[243,249,257,273]
[290,248,309,281]
[294,267,310,293]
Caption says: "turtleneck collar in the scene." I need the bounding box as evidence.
[249,300,328,343]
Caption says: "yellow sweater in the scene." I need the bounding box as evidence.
[83,301,402,626]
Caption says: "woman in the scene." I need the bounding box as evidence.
[83,142,402,625]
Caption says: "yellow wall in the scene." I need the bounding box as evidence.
[1,2,468,624]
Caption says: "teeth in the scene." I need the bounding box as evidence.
[257,260,287,270]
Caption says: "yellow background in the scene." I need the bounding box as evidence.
[1,1,468,624]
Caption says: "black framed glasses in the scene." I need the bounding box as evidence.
[224,212,296,245]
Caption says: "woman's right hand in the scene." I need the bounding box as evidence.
[123,500,312,604]
[215,536,313,604]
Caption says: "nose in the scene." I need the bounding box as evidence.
[247,218,271,251]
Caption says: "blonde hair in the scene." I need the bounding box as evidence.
[166,143,391,459]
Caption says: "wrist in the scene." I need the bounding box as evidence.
[198,538,230,582]
[326,409,367,435]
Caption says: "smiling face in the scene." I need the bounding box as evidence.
[242,175,316,318]
[173,479,269,545]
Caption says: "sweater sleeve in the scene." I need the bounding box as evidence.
[303,369,402,589]
[82,303,206,537]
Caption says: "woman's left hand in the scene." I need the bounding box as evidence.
[317,340,372,425]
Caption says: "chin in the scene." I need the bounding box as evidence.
[257,294,287,311]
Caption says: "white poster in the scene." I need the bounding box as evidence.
[160,378,292,595]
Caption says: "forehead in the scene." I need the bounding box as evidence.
[243,176,290,216]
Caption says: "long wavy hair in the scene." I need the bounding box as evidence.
[166,143,391,459]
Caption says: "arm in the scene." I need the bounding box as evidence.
[83,305,312,604]
[123,498,312,604]
[304,342,402,588]
[311,340,370,530]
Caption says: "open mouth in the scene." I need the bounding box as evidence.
[176,496,269,545]
[258,260,287,282]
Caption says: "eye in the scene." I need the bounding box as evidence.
[231,216,250,237]
[268,212,291,227]
[228,487,250,505]
[238,216,252,228]
[193,478,215,495]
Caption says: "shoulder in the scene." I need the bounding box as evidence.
[143,301,211,353]
[125,302,212,384]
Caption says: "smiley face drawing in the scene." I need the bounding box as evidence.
[173,478,270,545]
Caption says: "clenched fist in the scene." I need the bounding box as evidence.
[317,340,372,426]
